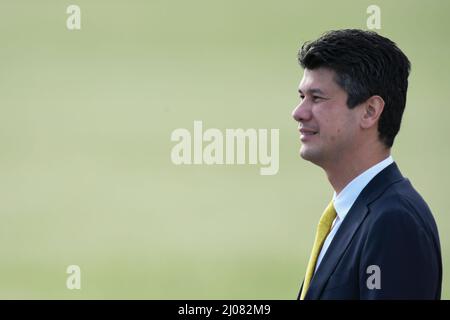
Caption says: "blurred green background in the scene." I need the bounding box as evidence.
[0,0,449,299]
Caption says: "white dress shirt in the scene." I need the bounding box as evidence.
[314,155,394,273]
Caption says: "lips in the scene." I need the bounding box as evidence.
[299,128,318,135]
[299,127,318,142]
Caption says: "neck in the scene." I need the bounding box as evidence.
[324,146,391,195]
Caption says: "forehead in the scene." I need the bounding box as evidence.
[298,67,341,93]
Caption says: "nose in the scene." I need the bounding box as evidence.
[291,99,311,123]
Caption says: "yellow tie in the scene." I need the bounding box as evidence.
[300,200,337,300]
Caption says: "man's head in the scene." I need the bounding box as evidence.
[292,29,410,167]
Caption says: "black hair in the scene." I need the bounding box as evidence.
[298,29,411,148]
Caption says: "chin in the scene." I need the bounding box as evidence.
[300,146,322,164]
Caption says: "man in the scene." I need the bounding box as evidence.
[292,29,442,300]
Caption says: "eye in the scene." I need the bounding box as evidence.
[299,94,305,100]
[312,96,324,102]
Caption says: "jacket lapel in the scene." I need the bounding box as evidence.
[304,162,405,300]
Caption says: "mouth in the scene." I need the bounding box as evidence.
[301,131,318,136]
[299,128,318,141]
[299,128,319,135]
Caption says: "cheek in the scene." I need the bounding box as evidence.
[335,117,359,143]
[314,105,355,142]
[318,114,342,141]
[330,128,340,142]
[326,121,352,144]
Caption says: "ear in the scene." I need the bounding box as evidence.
[360,95,385,129]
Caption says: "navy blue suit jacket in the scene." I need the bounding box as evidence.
[297,162,442,300]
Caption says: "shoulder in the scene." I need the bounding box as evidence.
[364,178,438,239]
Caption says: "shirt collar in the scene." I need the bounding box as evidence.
[332,156,394,220]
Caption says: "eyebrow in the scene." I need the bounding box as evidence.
[298,88,326,95]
